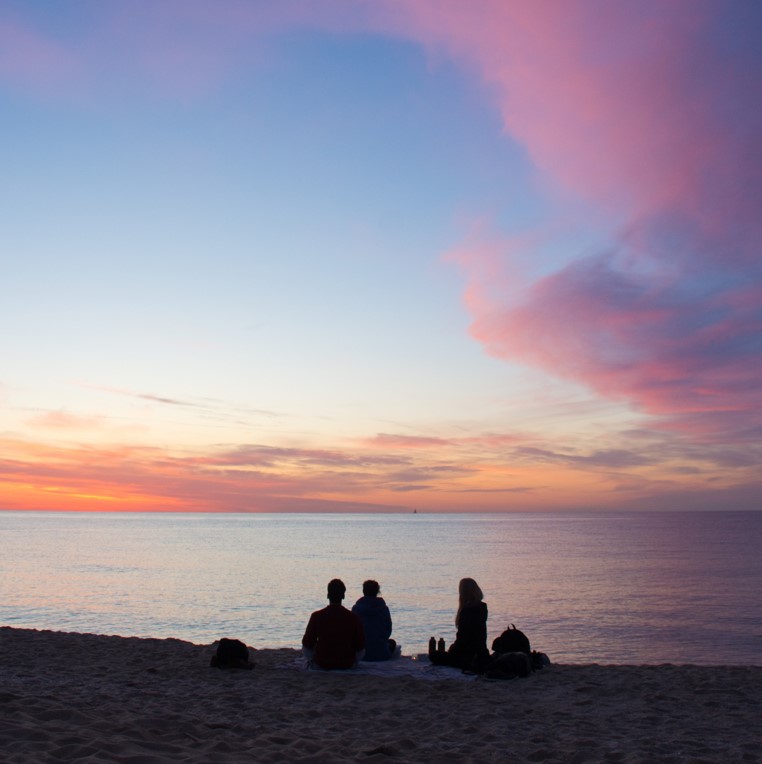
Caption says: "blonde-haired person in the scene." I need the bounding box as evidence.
[429,577,489,672]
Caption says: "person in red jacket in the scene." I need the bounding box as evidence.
[302,579,365,670]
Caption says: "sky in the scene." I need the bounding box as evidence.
[1,0,761,513]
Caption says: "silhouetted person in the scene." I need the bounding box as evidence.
[429,577,489,671]
[352,580,397,661]
[302,578,365,669]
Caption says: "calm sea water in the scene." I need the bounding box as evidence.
[1,511,760,665]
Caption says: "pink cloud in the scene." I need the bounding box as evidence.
[0,15,81,95]
[3,423,758,512]
[364,431,530,454]
[26,411,105,430]
[0,1,384,102]
[366,433,452,449]
[384,1,736,222]
[467,254,762,422]
[0,437,407,513]
[196,444,408,469]
[378,1,762,444]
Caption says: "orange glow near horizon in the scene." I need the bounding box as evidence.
[2,480,187,513]
[2,431,755,514]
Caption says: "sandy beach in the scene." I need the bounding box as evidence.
[1,627,759,763]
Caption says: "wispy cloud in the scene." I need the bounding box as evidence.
[514,447,655,470]
[0,1,377,102]
[366,433,452,449]
[2,422,759,513]
[25,410,106,431]
[195,444,408,470]
[79,384,284,422]
[0,437,407,513]
[0,13,81,96]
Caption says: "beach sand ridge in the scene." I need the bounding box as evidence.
[1,627,759,763]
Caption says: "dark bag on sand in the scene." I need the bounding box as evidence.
[487,625,550,678]
[210,638,254,669]
[485,651,533,679]
[491,624,531,655]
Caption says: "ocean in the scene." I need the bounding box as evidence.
[1,511,760,666]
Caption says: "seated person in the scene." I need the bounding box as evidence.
[429,577,489,672]
[302,578,365,670]
[351,579,398,661]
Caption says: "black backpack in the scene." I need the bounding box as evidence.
[491,624,531,655]
[210,638,254,669]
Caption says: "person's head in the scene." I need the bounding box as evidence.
[458,577,484,607]
[327,578,346,604]
[456,578,484,626]
[362,580,380,597]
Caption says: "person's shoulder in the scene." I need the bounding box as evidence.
[304,608,323,630]
[328,603,353,617]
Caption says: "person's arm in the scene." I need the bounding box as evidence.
[302,612,318,649]
[302,612,319,663]
[383,605,392,640]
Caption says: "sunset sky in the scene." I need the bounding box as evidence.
[2,0,761,513]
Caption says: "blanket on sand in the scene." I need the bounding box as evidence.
[283,653,480,680]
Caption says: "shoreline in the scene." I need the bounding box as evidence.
[2,627,760,762]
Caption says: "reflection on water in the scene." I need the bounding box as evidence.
[1,511,760,665]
